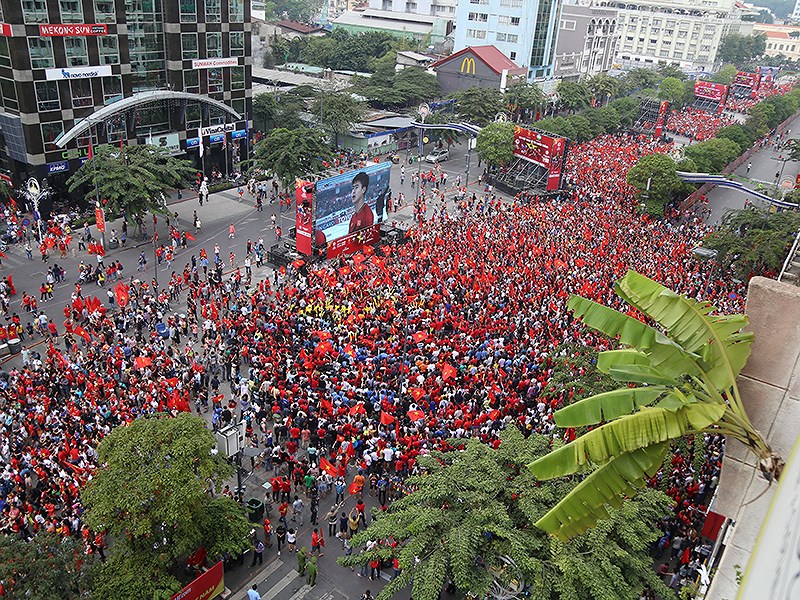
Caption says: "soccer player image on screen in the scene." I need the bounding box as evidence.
[349,171,374,233]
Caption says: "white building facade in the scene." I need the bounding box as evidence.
[453,0,562,79]
[589,0,749,72]
[553,4,619,80]
[372,0,457,18]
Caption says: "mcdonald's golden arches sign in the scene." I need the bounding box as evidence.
[460,57,476,75]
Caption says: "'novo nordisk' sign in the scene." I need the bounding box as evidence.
[46,65,112,80]
[200,123,236,137]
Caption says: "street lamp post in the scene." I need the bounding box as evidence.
[26,178,43,244]
[416,104,429,195]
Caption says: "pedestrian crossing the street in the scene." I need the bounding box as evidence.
[233,557,347,600]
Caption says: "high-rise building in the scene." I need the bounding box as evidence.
[590,0,753,72]
[553,4,618,80]
[0,0,251,191]
[452,0,562,79]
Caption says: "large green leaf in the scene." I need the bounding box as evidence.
[535,443,668,541]
[554,387,668,428]
[529,403,726,480]
[568,295,700,379]
[614,271,753,390]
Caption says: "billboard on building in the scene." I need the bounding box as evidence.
[313,162,390,257]
[146,132,181,155]
[735,71,759,88]
[694,80,729,102]
[512,127,567,191]
[295,179,313,256]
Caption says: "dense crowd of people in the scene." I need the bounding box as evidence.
[0,100,766,597]
[666,107,734,141]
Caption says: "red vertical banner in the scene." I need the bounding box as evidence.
[95,207,105,233]
[654,101,669,138]
[171,561,225,600]
[295,179,313,256]
[546,137,565,191]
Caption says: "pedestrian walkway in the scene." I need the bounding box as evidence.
[228,556,348,600]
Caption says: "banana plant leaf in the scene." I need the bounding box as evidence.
[567,295,700,380]
[529,403,726,480]
[614,271,753,390]
[554,387,668,428]
[535,443,669,541]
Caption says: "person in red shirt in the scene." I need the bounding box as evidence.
[348,171,374,233]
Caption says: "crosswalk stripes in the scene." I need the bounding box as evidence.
[287,584,312,600]
[261,571,299,600]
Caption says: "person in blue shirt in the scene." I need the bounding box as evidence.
[247,584,261,600]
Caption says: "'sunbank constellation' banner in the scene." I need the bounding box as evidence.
[512,127,566,191]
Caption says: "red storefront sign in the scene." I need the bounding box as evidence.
[326,224,380,259]
[39,23,108,36]
[295,179,313,256]
[95,207,105,233]
[512,127,567,191]
[171,561,225,600]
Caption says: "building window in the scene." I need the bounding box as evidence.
[229,31,245,57]
[468,12,487,21]
[184,69,199,93]
[405,2,417,10]
[466,29,486,39]
[207,68,222,93]
[469,0,488,4]
[499,0,522,6]
[0,38,10,68]
[496,32,507,41]
[0,78,17,111]
[102,75,122,103]
[206,32,222,57]
[35,80,60,111]
[65,37,89,66]
[60,0,83,22]
[205,0,221,22]
[510,16,520,25]
[98,35,119,64]
[507,34,519,43]
[229,0,244,21]
[182,32,199,59]
[232,98,245,117]
[185,102,201,128]
[41,121,63,150]
[230,66,245,90]
[22,0,48,23]
[180,0,196,22]
[28,37,54,69]
[560,19,576,30]
[70,78,93,107]
[106,116,126,141]
[76,130,98,149]
[509,51,516,60]
[94,0,116,22]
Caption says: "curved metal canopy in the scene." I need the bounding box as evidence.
[54,90,242,148]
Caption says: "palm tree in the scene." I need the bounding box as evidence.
[529,270,782,542]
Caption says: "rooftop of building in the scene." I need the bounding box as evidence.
[333,9,438,34]
[276,20,325,34]
[431,45,527,76]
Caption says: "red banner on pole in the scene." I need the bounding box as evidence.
[295,179,313,256]
[171,561,224,600]
[654,101,669,139]
[95,207,105,233]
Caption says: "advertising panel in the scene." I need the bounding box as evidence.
[46,65,112,80]
[171,561,224,600]
[47,161,70,174]
[95,207,105,233]
[39,23,107,36]
[191,57,239,69]
[512,127,567,191]
[693,80,728,102]
[146,132,181,154]
[295,179,313,256]
[200,123,235,137]
[734,71,759,88]
[313,162,391,249]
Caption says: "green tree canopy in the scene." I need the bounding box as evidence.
[311,90,365,144]
[683,138,742,173]
[449,87,504,126]
[251,91,305,133]
[505,81,545,120]
[529,271,781,541]
[67,144,196,219]
[626,153,682,216]
[715,124,756,154]
[251,127,333,186]
[557,80,590,113]
[659,77,686,106]
[0,533,99,600]
[269,0,324,22]
[475,122,515,167]
[82,413,251,599]
[710,64,739,85]
[340,427,674,600]
[587,73,619,101]
[703,208,800,280]
[718,33,767,63]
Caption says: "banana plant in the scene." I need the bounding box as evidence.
[529,270,782,542]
